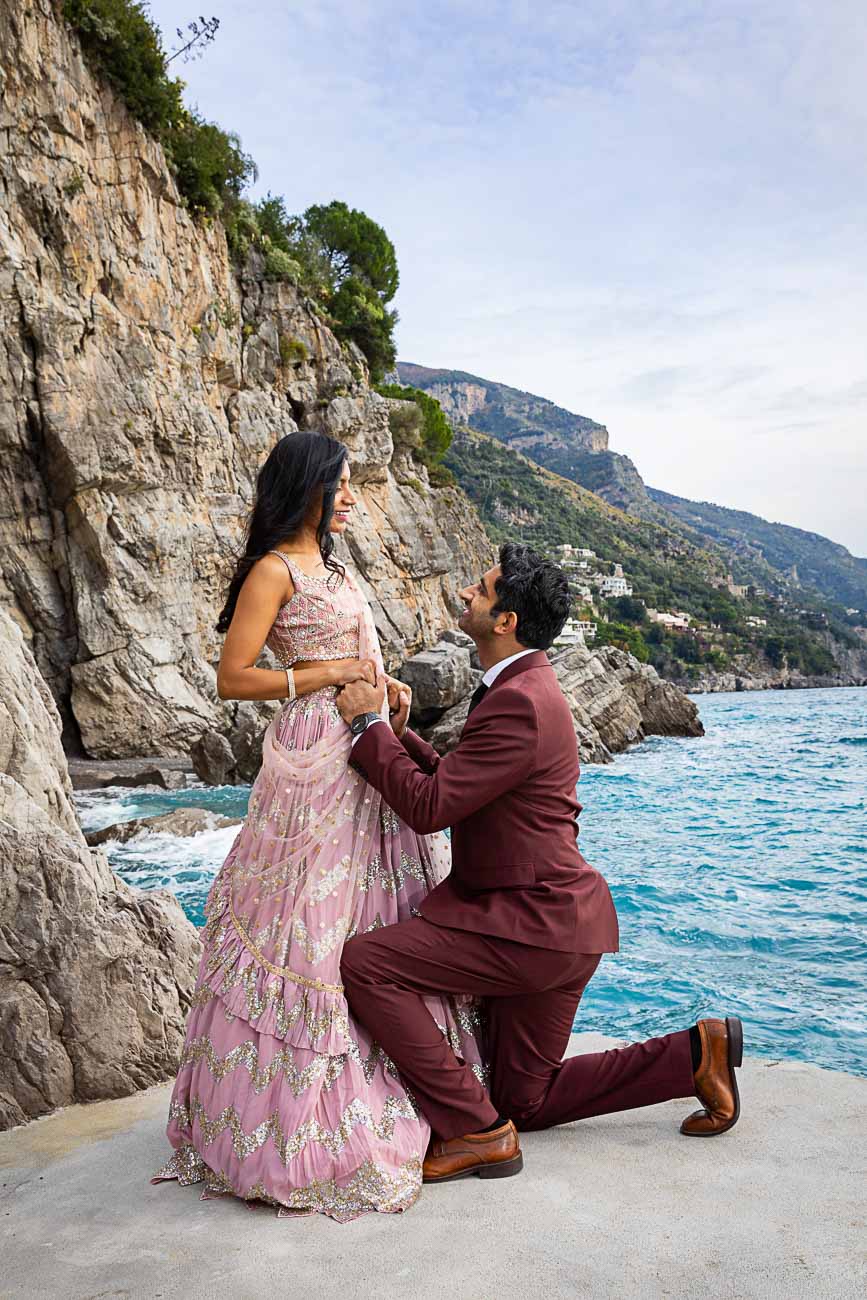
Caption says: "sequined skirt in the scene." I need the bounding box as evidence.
[154,697,485,1222]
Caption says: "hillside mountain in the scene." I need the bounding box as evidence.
[402,363,867,616]
[397,361,656,516]
[445,427,866,688]
[397,363,608,452]
[649,489,867,612]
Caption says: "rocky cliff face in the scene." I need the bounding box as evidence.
[421,640,704,763]
[0,0,493,760]
[0,609,199,1130]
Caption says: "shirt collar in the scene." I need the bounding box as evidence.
[481,648,538,688]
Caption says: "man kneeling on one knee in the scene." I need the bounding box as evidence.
[337,543,743,1183]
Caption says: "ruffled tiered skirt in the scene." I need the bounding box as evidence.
[154,691,484,1221]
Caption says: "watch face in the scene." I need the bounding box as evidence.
[350,713,372,736]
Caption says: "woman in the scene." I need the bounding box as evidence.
[154,432,484,1221]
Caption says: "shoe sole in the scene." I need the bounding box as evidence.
[423,1152,524,1184]
[684,1015,743,1138]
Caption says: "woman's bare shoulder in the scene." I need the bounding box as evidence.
[245,553,295,598]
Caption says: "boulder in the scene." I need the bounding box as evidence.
[67,757,193,791]
[85,807,242,847]
[398,639,476,720]
[0,616,80,841]
[110,766,188,791]
[227,701,273,783]
[553,644,703,762]
[189,697,278,785]
[190,731,237,786]
[0,609,199,1130]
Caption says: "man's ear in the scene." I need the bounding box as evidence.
[495,610,518,635]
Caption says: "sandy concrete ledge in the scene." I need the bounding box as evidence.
[1,1034,864,1300]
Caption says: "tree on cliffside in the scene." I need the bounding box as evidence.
[248,197,400,381]
[301,202,399,380]
[304,201,399,302]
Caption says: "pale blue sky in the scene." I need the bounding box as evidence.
[147,1,867,553]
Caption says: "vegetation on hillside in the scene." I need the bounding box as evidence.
[375,383,454,480]
[446,427,844,682]
[63,0,398,378]
[649,488,867,614]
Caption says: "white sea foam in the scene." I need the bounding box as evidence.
[108,822,239,871]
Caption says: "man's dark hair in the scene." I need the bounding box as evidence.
[492,543,572,649]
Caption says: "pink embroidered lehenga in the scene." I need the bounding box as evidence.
[154,555,484,1220]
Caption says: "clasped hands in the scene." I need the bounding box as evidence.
[334,659,412,738]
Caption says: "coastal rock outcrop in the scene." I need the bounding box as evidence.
[675,633,867,694]
[0,0,492,761]
[397,633,476,721]
[423,642,704,763]
[0,613,81,841]
[0,609,199,1130]
[85,807,241,848]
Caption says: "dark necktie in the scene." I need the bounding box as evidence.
[467,681,489,715]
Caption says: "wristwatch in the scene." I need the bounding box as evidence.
[349,712,381,738]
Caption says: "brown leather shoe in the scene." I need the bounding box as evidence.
[422,1120,523,1183]
[681,1016,743,1137]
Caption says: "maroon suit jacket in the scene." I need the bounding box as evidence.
[350,651,619,954]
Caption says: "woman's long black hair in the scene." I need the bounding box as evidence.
[217,431,348,633]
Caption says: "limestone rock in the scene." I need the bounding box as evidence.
[552,644,703,762]
[67,756,193,791]
[0,613,80,840]
[0,778,200,1129]
[228,701,279,783]
[397,639,475,718]
[0,608,199,1130]
[423,697,473,753]
[85,807,241,847]
[190,731,237,786]
[0,2,493,759]
[108,766,188,791]
[190,698,279,785]
[421,643,703,763]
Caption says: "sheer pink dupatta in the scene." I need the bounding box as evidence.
[200,581,392,1055]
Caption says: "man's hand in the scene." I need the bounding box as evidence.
[336,674,386,724]
[386,677,412,738]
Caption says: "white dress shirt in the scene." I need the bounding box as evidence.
[349,647,538,746]
[479,647,537,688]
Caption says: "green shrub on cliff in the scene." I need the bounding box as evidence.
[169,113,255,214]
[64,4,400,378]
[376,384,454,471]
[63,0,182,134]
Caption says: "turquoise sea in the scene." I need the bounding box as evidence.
[76,687,867,1077]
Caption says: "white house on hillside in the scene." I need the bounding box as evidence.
[647,609,691,630]
[553,617,598,649]
[599,575,633,597]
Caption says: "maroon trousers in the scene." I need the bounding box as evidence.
[341,917,695,1140]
